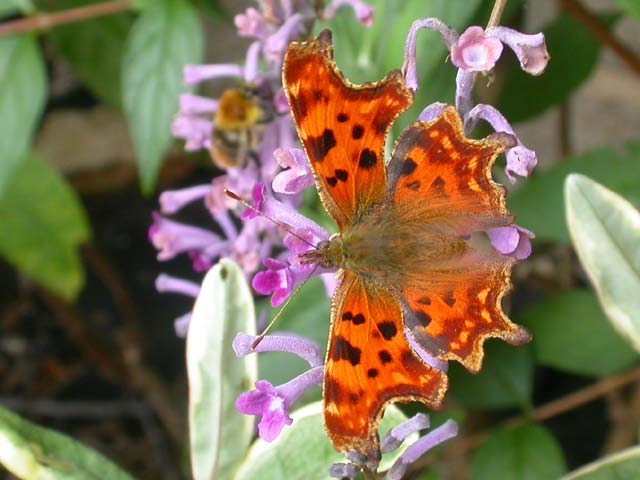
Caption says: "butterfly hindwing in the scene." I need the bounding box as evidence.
[387,106,531,372]
[283,30,413,229]
[324,271,448,458]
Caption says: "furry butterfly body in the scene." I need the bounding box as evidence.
[283,30,530,462]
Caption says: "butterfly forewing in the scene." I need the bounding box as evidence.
[283,30,413,229]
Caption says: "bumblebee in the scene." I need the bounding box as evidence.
[210,85,274,169]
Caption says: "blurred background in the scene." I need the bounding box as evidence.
[1,0,639,478]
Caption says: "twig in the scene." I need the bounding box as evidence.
[486,0,508,29]
[454,365,640,455]
[559,0,640,77]
[0,0,131,37]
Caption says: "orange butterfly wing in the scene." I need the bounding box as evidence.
[324,271,447,460]
[388,108,531,373]
[283,30,412,228]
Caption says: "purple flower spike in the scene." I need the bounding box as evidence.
[264,13,305,63]
[272,148,314,194]
[155,273,200,297]
[487,27,550,76]
[182,63,244,85]
[234,7,267,39]
[244,41,262,82]
[171,114,213,152]
[159,184,210,214]
[402,18,458,91]
[236,366,324,442]
[380,413,429,454]
[241,183,266,221]
[488,225,535,260]
[233,331,323,368]
[465,104,537,182]
[451,26,503,72]
[179,93,219,115]
[236,380,293,442]
[324,0,375,27]
[174,312,191,338]
[252,258,293,306]
[149,213,224,261]
[386,420,458,480]
[418,102,447,123]
[328,462,360,479]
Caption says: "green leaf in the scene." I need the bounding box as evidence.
[471,422,566,480]
[498,14,616,122]
[0,405,134,480]
[563,445,640,480]
[611,0,640,18]
[565,174,640,353]
[235,401,413,479]
[46,0,132,108]
[0,153,90,300]
[449,342,533,410]
[0,33,47,194]
[257,278,330,389]
[517,289,638,376]
[187,259,257,480]
[122,0,203,193]
[509,142,640,243]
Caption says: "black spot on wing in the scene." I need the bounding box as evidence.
[406,180,421,191]
[333,336,362,366]
[326,176,338,187]
[414,310,431,326]
[378,350,392,365]
[335,169,349,182]
[352,125,364,139]
[359,149,377,169]
[308,128,336,162]
[342,311,353,321]
[352,313,365,325]
[337,112,349,123]
[367,368,379,378]
[400,158,417,176]
[377,321,398,340]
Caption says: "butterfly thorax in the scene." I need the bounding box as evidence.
[301,200,472,286]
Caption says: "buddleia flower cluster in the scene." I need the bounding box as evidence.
[150,0,372,336]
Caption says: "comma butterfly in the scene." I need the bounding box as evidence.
[282,30,531,463]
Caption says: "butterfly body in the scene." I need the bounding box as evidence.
[283,30,531,463]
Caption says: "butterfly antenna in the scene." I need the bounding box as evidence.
[224,189,319,251]
[251,263,321,349]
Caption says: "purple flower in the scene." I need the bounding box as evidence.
[272,148,314,194]
[159,184,211,214]
[234,332,324,441]
[386,419,458,480]
[324,0,375,27]
[149,213,225,262]
[253,258,320,307]
[235,7,267,39]
[451,26,503,71]
[488,225,535,260]
[236,380,293,442]
[264,13,305,64]
[465,104,537,183]
[488,27,550,75]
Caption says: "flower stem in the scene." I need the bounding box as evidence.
[0,0,132,38]
[559,0,640,77]
[486,0,508,29]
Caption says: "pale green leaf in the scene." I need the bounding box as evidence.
[0,153,90,300]
[517,289,638,376]
[0,0,34,17]
[471,422,566,480]
[0,34,46,194]
[235,402,414,480]
[563,445,640,480]
[47,0,133,108]
[0,405,134,480]
[187,259,257,480]
[122,0,203,192]
[565,174,640,353]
